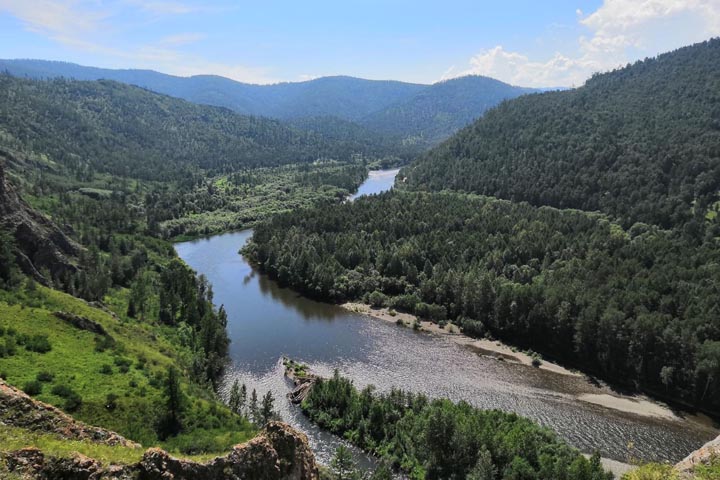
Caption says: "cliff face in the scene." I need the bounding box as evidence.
[0,153,81,285]
[0,380,320,480]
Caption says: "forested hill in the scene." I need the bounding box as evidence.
[0,75,397,181]
[362,75,535,145]
[404,38,720,230]
[0,60,537,148]
[0,60,426,121]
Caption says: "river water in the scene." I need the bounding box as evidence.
[175,170,716,468]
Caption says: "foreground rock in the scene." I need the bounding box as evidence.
[0,379,319,479]
[676,434,720,477]
[0,379,137,447]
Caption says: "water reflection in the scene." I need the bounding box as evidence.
[256,275,344,322]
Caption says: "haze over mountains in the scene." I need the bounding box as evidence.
[0,59,536,146]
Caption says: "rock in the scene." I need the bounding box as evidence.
[676,434,720,477]
[1,381,319,480]
[282,358,318,405]
[53,311,111,337]
[0,154,82,285]
[138,422,319,480]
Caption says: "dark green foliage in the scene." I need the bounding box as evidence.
[51,385,83,412]
[260,391,277,427]
[247,191,720,413]
[249,389,259,425]
[303,371,611,480]
[23,380,42,396]
[158,259,229,387]
[23,334,51,353]
[0,230,19,289]
[330,445,360,480]
[0,75,384,182]
[36,371,54,382]
[405,39,720,231]
[105,393,119,411]
[157,366,185,439]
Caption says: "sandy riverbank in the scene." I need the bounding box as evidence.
[341,302,698,424]
[342,302,581,376]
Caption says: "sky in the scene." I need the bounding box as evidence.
[0,0,719,88]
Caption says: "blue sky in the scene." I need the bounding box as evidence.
[1,1,718,87]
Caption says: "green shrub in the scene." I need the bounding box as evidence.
[114,357,132,373]
[94,335,114,352]
[106,393,119,411]
[23,380,42,396]
[24,334,52,353]
[51,385,83,412]
[36,371,54,382]
[622,464,679,480]
[100,364,113,375]
[368,291,387,308]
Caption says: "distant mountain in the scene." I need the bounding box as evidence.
[361,75,536,145]
[404,38,720,229]
[0,60,538,147]
[0,59,426,121]
[0,75,388,181]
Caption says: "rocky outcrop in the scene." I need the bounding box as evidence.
[4,423,319,480]
[53,311,111,337]
[283,358,318,405]
[138,423,318,480]
[676,434,720,477]
[0,154,81,285]
[0,379,138,447]
[1,379,319,479]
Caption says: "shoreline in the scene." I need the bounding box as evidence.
[341,302,711,425]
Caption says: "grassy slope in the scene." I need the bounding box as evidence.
[0,282,255,455]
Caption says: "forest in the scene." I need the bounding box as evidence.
[0,74,409,182]
[404,39,720,231]
[245,190,720,414]
[303,370,611,480]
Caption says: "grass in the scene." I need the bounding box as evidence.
[0,282,255,456]
[0,423,144,466]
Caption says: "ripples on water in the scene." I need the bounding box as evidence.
[176,171,717,467]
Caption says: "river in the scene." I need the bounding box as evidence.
[175,169,716,468]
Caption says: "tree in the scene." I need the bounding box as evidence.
[249,389,259,425]
[0,231,19,289]
[696,341,720,401]
[229,380,241,414]
[260,390,277,426]
[467,448,497,480]
[330,445,358,480]
[239,383,247,414]
[158,366,184,439]
[368,463,393,480]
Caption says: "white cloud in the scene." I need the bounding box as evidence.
[0,0,276,84]
[0,0,110,40]
[448,0,720,87]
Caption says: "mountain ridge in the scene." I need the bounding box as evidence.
[0,59,538,147]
